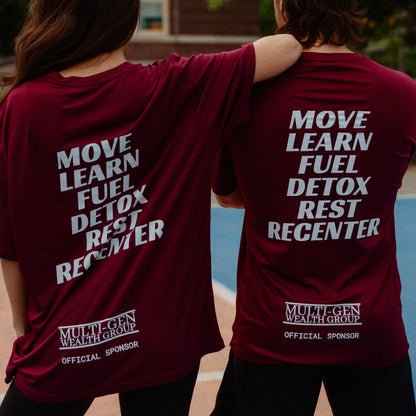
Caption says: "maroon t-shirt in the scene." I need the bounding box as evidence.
[213,52,416,367]
[0,45,255,401]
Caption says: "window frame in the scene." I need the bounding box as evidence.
[137,0,170,37]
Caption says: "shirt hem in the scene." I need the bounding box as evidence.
[0,251,18,261]
[231,343,410,369]
[13,358,202,403]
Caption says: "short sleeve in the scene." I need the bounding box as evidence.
[0,104,17,260]
[212,142,239,196]
[157,44,255,134]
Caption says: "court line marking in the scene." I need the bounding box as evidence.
[212,279,236,306]
[397,194,416,200]
[196,371,224,382]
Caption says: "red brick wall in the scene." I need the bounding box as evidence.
[126,40,252,61]
[170,0,259,36]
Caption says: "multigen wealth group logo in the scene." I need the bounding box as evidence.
[59,310,139,350]
[284,302,362,326]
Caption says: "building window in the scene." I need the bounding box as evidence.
[140,0,169,34]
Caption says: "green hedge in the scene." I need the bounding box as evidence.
[362,39,416,78]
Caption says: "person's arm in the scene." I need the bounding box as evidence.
[212,141,245,209]
[1,259,29,338]
[252,34,302,83]
[215,187,245,209]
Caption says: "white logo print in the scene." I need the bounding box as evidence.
[59,310,139,350]
[284,302,361,326]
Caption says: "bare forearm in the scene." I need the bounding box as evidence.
[1,259,29,338]
[253,34,302,83]
[214,187,245,209]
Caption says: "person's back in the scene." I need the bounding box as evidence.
[216,50,416,365]
[212,1,416,415]
[1,50,254,400]
[0,0,302,413]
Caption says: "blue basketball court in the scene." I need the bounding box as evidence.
[211,197,416,382]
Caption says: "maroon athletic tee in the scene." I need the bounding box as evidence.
[0,45,255,401]
[213,52,416,368]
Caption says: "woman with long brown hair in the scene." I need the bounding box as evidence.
[0,0,301,414]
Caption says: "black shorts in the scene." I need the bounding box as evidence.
[0,365,199,416]
[211,350,416,416]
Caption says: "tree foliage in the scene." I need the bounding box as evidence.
[259,0,276,35]
[207,0,416,75]
[207,0,416,40]
[357,0,416,74]
[358,0,416,41]
[207,0,276,34]
[0,0,27,57]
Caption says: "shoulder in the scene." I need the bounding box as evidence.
[6,77,48,105]
[360,55,416,92]
[1,76,59,130]
[154,44,254,76]
[3,81,41,120]
[1,84,28,119]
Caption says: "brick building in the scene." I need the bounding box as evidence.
[127,0,260,61]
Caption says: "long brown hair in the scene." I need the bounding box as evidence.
[276,0,364,48]
[1,0,140,103]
